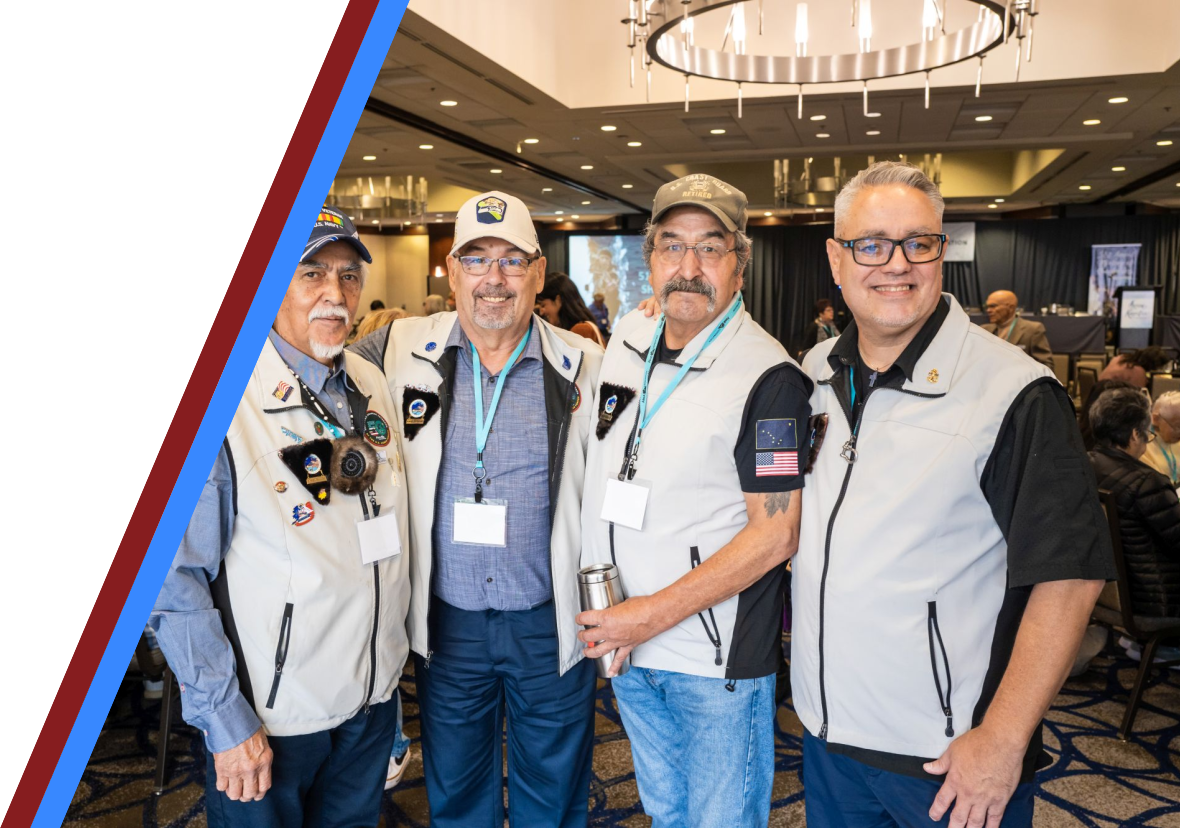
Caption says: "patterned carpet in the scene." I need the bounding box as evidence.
[65,644,1180,827]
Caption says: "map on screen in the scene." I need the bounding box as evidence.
[568,234,650,329]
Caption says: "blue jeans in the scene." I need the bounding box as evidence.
[802,731,1035,827]
[204,697,398,828]
[611,666,775,828]
[390,689,410,759]
[415,598,596,828]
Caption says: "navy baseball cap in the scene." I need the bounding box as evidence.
[302,205,372,264]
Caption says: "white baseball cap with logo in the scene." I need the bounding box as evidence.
[449,191,540,257]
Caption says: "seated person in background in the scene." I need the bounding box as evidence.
[1144,391,1180,487]
[800,298,840,352]
[538,272,606,345]
[422,293,446,316]
[980,290,1053,368]
[1080,380,1135,450]
[1088,387,1180,619]
[1100,347,1169,391]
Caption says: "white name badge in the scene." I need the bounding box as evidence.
[356,510,402,565]
[600,478,651,531]
[454,498,508,546]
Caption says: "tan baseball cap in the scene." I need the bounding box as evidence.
[450,191,540,256]
[651,174,748,233]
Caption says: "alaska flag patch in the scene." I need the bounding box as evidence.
[477,196,507,223]
[596,382,636,440]
[756,418,797,450]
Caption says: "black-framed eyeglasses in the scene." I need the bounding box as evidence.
[835,233,947,266]
[654,240,735,266]
[458,255,538,277]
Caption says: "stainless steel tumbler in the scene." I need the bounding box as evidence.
[578,563,630,678]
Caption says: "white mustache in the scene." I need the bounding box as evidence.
[308,305,350,325]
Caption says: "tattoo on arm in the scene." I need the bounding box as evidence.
[763,490,793,518]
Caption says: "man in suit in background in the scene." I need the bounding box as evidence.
[981,290,1054,368]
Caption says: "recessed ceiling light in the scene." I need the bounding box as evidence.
[555,210,564,215]
[764,211,773,217]
[622,184,634,189]
[809,115,827,121]
[975,115,993,122]
[710,128,727,134]
[866,130,880,136]
[440,100,458,106]
[1079,184,1092,190]
[523,138,539,144]
[627,141,643,147]
[817,133,830,138]
[601,125,617,132]
[815,207,824,213]
[542,187,553,192]
[1108,96,1129,104]
[1083,119,1101,126]
[371,219,379,224]
[1176,182,1180,187]
[1158,140,1174,147]
[988,204,998,209]
[435,218,442,223]
[581,201,591,205]
[418,144,433,150]
[581,165,594,169]
[571,214,581,219]
[1112,166,1126,172]
[490,169,502,174]
[995,198,1005,203]
[865,112,882,118]
[362,155,377,160]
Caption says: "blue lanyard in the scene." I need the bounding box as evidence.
[628,294,743,475]
[1160,436,1178,484]
[471,323,532,495]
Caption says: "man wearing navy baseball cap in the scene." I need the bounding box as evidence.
[150,206,411,826]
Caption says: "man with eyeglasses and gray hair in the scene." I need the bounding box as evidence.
[792,160,1114,827]
[578,174,812,825]
[351,190,603,826]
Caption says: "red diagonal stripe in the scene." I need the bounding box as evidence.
[2,2,380,823]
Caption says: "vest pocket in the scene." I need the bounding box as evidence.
[926,601,954,737]
[689,547,724,667]
[265,603,294,709]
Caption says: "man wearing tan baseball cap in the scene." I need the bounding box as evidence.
[578,173,812,825]
[351,190,604,826]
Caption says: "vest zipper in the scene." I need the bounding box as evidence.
[265,603,294,709]
[359,493,380,713]
[927,601,955,737]
[689,547,725,667]
[549,351,584,673]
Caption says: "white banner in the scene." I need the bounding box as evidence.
[943,222,976,262]
[1089,243,1142,316]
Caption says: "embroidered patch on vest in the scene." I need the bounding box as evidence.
[596,382,636,440]
[402,386,441,441]
[279,437,334,505]
[363,410,391,447]
[571,383,581,412]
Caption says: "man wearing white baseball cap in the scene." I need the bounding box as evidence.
[352,190,604,826]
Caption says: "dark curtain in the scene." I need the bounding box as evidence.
[744,215,1180,352]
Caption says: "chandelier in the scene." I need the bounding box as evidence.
[774,154,942,208]
[326,175,429,225]
[623,0,1040,116]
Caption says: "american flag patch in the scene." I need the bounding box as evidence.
[273,381,293,402]
[756,451,798,476]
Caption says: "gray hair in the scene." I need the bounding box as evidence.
[423,294,446,315]
[833,161,945,237]
[641,217,752,279]
[1153,390,1180,420]
[1090,387,1152,448]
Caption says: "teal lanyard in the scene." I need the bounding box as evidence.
[1001,318,1017,341]
[470,323,532,499]
[1161,438,1178,484]
[627,294,743,477]
[847,366,863,436]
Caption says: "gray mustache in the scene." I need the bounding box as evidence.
[660,278,716,303]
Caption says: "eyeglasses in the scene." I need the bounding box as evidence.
[835,234,948,266]
[654,240,734,266]
[458,255,538,277]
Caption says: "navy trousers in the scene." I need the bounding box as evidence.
[803,731,1036,828]
[415,598,596,828]
[204,697,398,828]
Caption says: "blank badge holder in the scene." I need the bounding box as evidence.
[600,478,652,531]
[356,510,402,565]
[453,497,508,546]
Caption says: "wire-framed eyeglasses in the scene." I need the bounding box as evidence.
[654,240,735,266]
[835,234,948,266]
[457,255,538,277]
